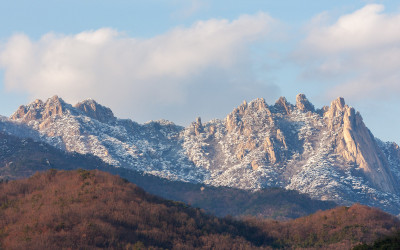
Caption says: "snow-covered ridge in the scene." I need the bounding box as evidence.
[3,94,400,215]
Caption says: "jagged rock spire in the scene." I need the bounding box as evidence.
[323,96,398,193]
[193,117,203,135]
[274,97,292,115]
[296,94,315,112]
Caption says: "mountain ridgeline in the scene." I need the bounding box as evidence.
[2,94,400,215]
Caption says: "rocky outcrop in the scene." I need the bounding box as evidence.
[323,97,398,193]
[275,97,292,115]
[193,117,203,136]
[74,99,116,124]
[296,94,315,113]
[42,95,66,120]
[10,96,69,124]
[11,96,117,126]
[11,99,44,122]
[226,101,247,133]
[264,136,278,163]
[223,98,288,165]
[226,98,274,134]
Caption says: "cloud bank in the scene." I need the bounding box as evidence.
[297,4,400,101]
[0,13,278,124]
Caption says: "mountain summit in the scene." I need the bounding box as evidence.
[74,99,116,123]
[3,94,400,215]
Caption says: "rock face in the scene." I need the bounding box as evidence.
[324,98,397,193]
[4,94,400,215]
[74,99,116,124]
[11,96,66,123]
[10,96,74,132]
[296,94,315,112]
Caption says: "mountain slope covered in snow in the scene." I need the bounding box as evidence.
[3,94,400,215]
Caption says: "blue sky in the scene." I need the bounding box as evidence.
[1,0,400,143]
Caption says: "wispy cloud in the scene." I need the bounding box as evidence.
[0,13,279,124]
[295,4,400,101]
[172,0,208,19]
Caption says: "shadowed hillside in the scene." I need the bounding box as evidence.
[353,230,400,249]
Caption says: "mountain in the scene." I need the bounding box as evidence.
[2,94,400,215]
[0,170,399,249]
[0,131,336,220]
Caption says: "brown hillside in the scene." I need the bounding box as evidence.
[247,204,400,249]
[0,170,399,249]
[0,169,271,249]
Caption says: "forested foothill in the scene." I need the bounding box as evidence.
[0,169,399,249]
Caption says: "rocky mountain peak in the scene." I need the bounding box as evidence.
[10,95,69,123]
[319,97,398,193]
[74,99,116,124]
[296,94,315,112]
[274,96,292,115]
[225,98,272,133]
[248,98,268,111]
[49,95,62,102]
[195,117,202,125]
[333,96,346,108]
[33,99,44,107]
[42,95,68,120]
[323,97,350,129]
[193,117,203,136]
[328,97,346,115]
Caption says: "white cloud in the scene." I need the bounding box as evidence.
[0,13,278,124]
[303,4,400,53]
[296,4,400,100]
